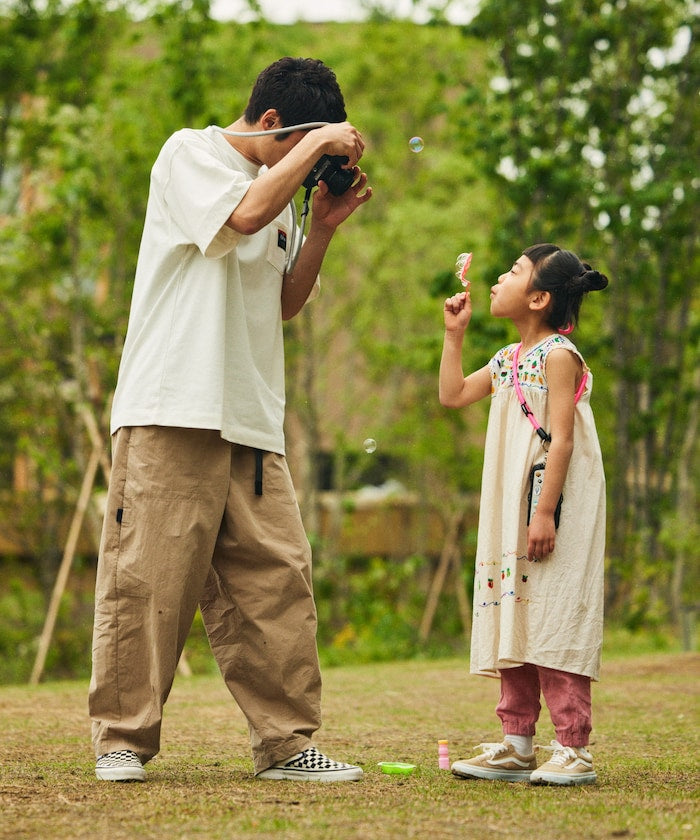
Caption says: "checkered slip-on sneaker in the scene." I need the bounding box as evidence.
[95,749,146,782]
[256,746,363,781]
[451,740,537,782]
[530,740,597,785]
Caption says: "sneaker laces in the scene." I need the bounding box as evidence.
[537,740,579,765]
[475,742,510,758]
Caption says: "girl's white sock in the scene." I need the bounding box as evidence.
[504,734,533,755]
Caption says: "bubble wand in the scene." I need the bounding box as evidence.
[455,252,472,287]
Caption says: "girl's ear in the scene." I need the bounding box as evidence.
[529,289,551,313]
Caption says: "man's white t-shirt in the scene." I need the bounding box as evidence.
[111,126,314,455]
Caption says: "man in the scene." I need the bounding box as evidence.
[89,57,372,783]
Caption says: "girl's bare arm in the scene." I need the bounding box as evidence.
[439,291,492,407]
[527,348,580,560]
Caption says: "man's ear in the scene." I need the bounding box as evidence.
[529,289,551,312]
[261,109,281,130]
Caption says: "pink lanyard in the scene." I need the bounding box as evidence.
[512,342,588,446]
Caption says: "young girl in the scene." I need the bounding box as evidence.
[439,243,608,786]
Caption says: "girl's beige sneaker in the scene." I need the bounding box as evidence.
[451,740,537,782]
[530,740,597,785]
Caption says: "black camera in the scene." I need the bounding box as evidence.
[303,154,355,195]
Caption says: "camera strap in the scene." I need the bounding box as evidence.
[512,341,587,451]
[284,186,312,274]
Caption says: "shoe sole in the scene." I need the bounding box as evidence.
[95,767,146,782]
[451,764,533,782]
[256,767,363,782]
[530,771,597,786]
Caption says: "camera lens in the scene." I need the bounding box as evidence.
[303,155,354,195]
[326,165,355,195]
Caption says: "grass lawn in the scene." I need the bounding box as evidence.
[1,652,697,839]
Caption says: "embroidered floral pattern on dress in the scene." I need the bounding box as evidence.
[491,335,574,396]
[474,552,532,611]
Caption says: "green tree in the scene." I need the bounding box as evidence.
[456,0,699,626]
[153,0,217,125]
[0,1,145,588]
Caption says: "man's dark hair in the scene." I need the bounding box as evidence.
[244,57,347,129]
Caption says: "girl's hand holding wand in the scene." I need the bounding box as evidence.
[440,285,492,410]
[443,290,472,333]
[440,251,492,408]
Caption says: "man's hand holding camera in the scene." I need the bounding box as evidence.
[310,120,366,170]
[308,169,371,232]
[304,122,372,232]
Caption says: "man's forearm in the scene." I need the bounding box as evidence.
[280,224,334,320]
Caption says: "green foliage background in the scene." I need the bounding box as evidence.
[0,0,696,682]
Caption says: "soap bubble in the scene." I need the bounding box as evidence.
[363,438,377,454]
[409,136,424,153]
[455,252,473,286]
